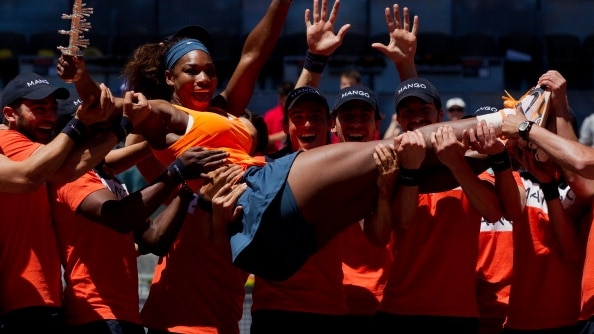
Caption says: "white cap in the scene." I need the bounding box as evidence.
[446,97,466,110]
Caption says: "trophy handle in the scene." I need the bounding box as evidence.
[57,0,94,57]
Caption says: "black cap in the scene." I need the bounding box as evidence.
[57,89,83,119]
[284,86,329,111]
[166,25,214,51]
[1,73,69,109]
[332,85,379,117]
[394,78,441,111]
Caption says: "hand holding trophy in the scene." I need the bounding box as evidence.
[57,0,93,83]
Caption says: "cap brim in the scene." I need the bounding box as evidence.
[23,86,70,102]
[332,97,377,113]
[395,91,434,110]
[168,25,214,51]
[287,92,329,111]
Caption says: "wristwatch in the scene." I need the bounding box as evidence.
[518,120,535,141]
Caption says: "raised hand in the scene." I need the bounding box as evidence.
[57,54,85,83]
[177,146,230,180]
[304,0,351,56]
[537,70,569,117]
[372,4,419,66]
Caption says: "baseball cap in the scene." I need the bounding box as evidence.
[166,25,214,51]
[394,78,441,111]
[446,97,466,110]
[332,85,378,117]
[1,72,69,109]
[55,90,83,131]
[57,89,83,119]
[284,86,329,111]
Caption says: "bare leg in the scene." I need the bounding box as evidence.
[287,117,486,247]
[287,139,390,246]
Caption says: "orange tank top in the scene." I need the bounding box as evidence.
[151,105,266,190]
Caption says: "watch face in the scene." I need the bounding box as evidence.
[519,121,533,140]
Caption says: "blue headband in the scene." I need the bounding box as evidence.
[165,39,210,70]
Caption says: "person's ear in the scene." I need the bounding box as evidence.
[3,106,17,123]
[165,69,175,86]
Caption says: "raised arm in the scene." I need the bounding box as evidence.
[48,89,148,183]
[502,71,594,179]
[222,0,292,116]
[372,4,419,81]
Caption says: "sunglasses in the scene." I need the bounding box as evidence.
[448,107,464,112]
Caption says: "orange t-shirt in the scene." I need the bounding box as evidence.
[341,222,393,316]
[380,172,494,318]
[49,171,141,325]
[505,179,582,329]
[141,206,249,334]
[0,130,62,313]
[475,171,522,323]
[251,231,348,315]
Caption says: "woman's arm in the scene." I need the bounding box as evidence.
[221,0,292,116]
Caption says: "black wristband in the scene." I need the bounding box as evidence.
[112,116,133,142]
[488,150,512,172]
[166,158,186,183]
[399,167,421,187]
[303,50,328,73]
[541,180,560,201]
[196,193,213,213]
[61,118,87,142]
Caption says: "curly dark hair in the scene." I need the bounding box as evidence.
[120,40,179,101]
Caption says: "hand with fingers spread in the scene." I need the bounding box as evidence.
[304,0,351,56]
[431,126,469,168]
[199,164,245,201]
[372,4,419,67]
[468,120,506,155]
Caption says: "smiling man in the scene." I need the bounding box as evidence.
[267,86,331,159]
[331,85,381,142]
